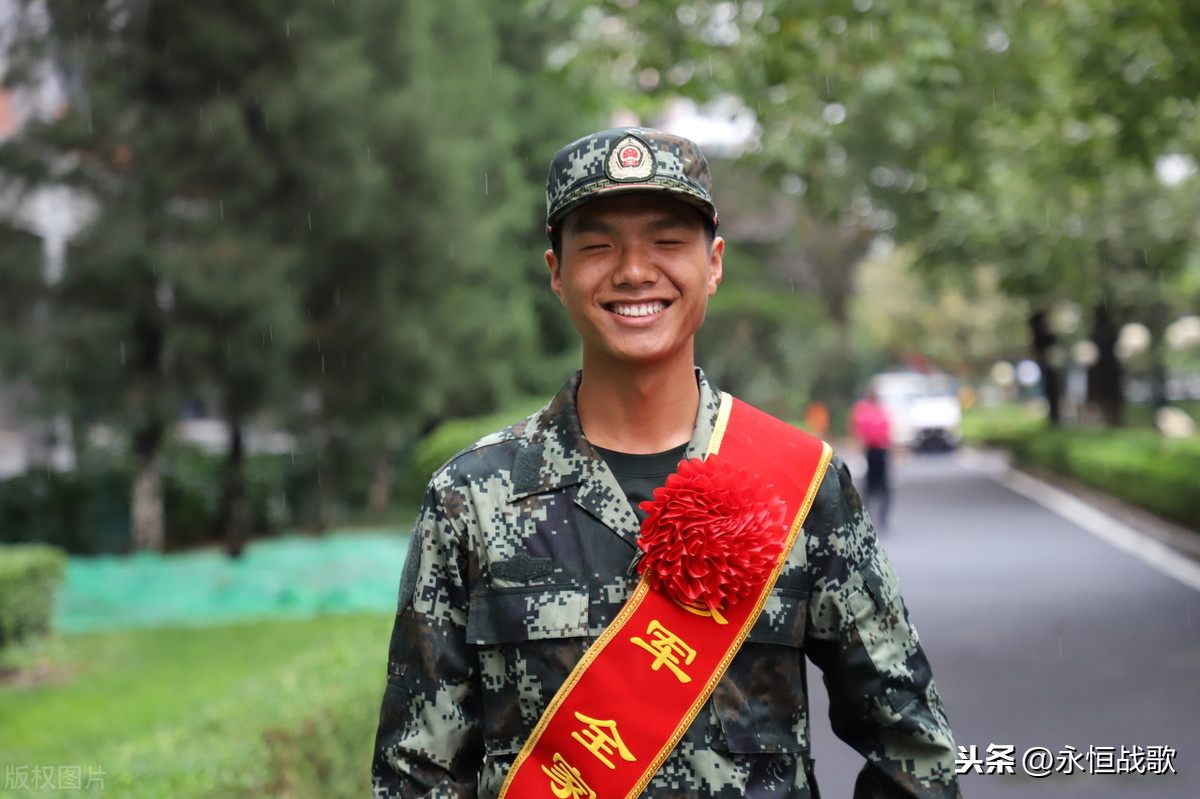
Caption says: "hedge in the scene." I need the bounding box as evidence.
[0,543,67,651]
[0,445,317,555]
[1005,429,1200,531]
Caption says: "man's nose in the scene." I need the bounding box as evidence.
[611,245,657,287]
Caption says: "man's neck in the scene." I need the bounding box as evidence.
[576,356,700,454]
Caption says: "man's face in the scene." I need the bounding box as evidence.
[546,193,724,370]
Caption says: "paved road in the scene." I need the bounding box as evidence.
[806,450,1200,798]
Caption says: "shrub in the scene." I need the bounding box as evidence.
[1007,427,1200,531]
[0,445,303,555]
[960,402,1047,447]
[0,544,67,651]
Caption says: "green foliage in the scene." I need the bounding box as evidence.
[1,0,602,544]
[698,249,838,420]
[0,544,66,651]
[0,445,307,554]
[0,613,392,798]
[0,468,129,555]
[959,403,1048,447]
[855,247,1030,378]
[965,402,1200,529]
[564,0,1200,426]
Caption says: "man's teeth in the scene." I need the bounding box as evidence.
[612,302,665,317]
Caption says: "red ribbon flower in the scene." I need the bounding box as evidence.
[636,456,788,610]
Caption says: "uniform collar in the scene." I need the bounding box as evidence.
[508,368,723,540]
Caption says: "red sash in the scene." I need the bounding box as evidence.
[499,394,832,799]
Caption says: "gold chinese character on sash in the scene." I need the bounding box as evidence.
[571,711,637,769]
[675,598,728,625]
[629,619,697,683]
[541,752,596,799]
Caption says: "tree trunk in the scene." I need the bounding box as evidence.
[1146,300,1169,410]
[367,447,393,520]
[130,421,165,551]
[1028,311,1062,426]
[1087,303,1124,427]
[220,418,249,558]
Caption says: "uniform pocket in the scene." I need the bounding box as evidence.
[466,583,592,757]
[466,583,590,645]
[710,588,811,755]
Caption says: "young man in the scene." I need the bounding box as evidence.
[372,128,961,798]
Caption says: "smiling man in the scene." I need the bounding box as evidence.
[372,128,962,799]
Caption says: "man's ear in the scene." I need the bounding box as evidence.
[546,248,565,303]
[708,236,725,296]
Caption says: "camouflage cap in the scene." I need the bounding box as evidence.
[545,127,718,236]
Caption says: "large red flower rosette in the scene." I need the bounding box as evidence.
[636,455,788,611]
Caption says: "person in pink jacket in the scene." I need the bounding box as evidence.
[850,385,892,531]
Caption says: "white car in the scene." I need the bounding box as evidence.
[872,371,962,451]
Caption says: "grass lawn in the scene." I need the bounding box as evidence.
[1,612,395,798]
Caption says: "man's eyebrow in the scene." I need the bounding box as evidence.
[565,216,615,237]
[646,213,699,232]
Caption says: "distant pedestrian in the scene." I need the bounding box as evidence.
[850,384,892,531]
[803,400,830,439]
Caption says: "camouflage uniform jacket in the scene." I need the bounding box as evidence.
[373,370,961,799]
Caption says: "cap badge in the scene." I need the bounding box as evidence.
[605,134,656,183]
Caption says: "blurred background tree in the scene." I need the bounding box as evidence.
[561,0,1200,425]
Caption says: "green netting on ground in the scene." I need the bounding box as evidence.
[56,531,409,633]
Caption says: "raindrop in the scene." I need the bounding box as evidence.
[676,5,698,25]
[219,199,224,220]
[286,20,290,38]
[367,146,372,162]
[852,0,873,11]
[120,342,126,365]
[484,172,489,196]
[985,29,1009,53]
[307,212,312,230]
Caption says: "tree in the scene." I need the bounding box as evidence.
[1,0,316,550]
[561,0,1200,427]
